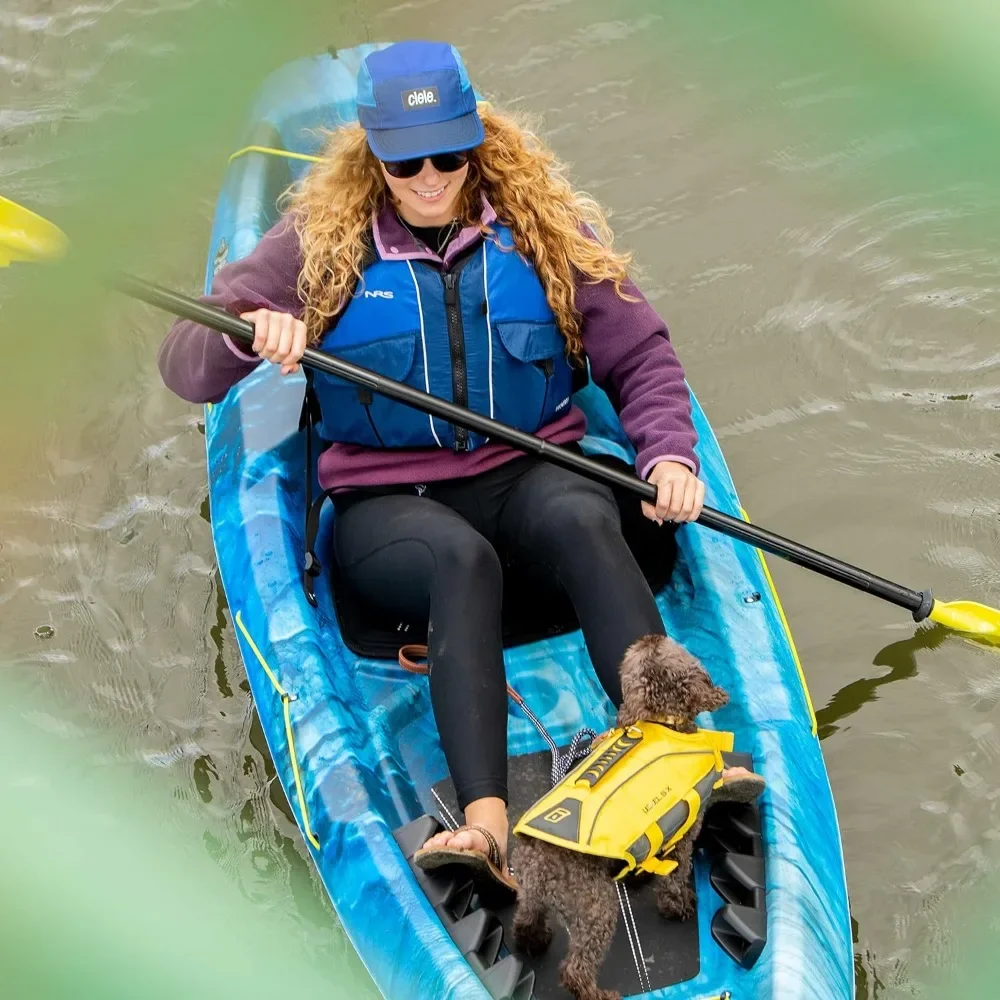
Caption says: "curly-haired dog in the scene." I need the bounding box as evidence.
[510,634,764,1000]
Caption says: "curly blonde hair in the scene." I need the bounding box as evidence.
[285,104,636,361]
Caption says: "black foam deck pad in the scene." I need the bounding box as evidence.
[428,748,703,997]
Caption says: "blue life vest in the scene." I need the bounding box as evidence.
[311,223,575,451]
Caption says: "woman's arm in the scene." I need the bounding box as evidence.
[576,276,699,479]
[157,215,304,404]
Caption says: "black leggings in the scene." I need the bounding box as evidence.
[333,456,666,810]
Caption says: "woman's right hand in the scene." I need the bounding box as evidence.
[240,309,307,375]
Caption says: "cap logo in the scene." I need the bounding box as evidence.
[402,86,439,110]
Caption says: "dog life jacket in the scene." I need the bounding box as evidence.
[513,721,734,880]
[310,222,575,452]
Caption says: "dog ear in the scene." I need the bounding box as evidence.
[694,676,729,715]
[616,635,661,726]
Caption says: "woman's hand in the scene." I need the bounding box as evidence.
[643,461,705,525]
[240,309,307,375]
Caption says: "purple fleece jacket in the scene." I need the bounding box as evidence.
[158,197,699,490]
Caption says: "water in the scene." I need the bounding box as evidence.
[2,2,998,996]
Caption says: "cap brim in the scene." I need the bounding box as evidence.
[366,111,484,162]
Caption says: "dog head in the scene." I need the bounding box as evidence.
[617,634,728,729]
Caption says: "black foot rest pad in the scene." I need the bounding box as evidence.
[703,752,767,968]
[394,816,535,1000]
[711,903,767,969]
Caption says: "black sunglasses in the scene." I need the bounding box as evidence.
[381,150,471,179]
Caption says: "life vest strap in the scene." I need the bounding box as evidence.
[300,370,333,608]
[630,855,678,879]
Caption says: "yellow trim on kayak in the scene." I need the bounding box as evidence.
[234,610,321,849]
[228,145,322,164]
[741,508,818,737]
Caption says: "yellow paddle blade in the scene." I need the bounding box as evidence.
[929,599,1000,641]
[0,195,68,267]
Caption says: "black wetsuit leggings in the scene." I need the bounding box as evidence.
[332,456,666,811]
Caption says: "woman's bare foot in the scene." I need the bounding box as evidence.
[415,796,517,898]
[421,796,509,861]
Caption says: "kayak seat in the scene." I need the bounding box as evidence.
[325,453,679,659]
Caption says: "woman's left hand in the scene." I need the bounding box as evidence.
[643,461,705,525]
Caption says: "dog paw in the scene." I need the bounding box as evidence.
[558,969,619,1000]
[513,918,552,957]
[516,926,553,958]
[657,884,696,921]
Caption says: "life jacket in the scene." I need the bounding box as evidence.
[309,222,575,452]
[513,721,734,879]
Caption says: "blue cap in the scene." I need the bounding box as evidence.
[357,41,484,162]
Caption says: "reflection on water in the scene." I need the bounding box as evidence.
[816,628,947,741]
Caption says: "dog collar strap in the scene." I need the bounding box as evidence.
[650,715,690,729]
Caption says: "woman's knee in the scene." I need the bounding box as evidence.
[433,529,503,585]
[542,482,621,539]
[333,497,502,610]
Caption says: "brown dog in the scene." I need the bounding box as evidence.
[510,634,761,1000]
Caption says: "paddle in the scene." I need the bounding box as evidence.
[115,273,998,641]
[3,189,992,641]
[0,195,68,267]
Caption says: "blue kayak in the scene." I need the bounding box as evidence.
[200,43,854,1000]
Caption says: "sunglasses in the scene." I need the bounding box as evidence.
[381,150,471,179]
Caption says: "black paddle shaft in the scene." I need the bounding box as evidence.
[121,273,934,621]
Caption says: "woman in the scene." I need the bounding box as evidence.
[159,40,750,894]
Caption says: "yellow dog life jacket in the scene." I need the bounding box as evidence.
[513,721,734,879]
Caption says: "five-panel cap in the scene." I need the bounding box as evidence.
[357,41,484,162]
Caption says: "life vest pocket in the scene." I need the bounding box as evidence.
[492,321,573,431]
[314,331,432,447]
[494,320,564,363]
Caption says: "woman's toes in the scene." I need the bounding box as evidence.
[421,830,458,851]
[419,824,509,858]
[450,828,488,853]
[420,829,488,853]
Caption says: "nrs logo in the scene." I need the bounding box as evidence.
[543,807,572,824]
[402,86,439,109]
[362,290,394,299]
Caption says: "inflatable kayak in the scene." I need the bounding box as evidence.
[199,43,854,1000]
